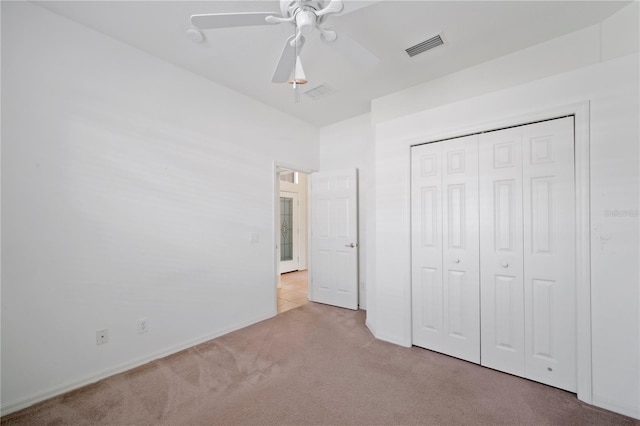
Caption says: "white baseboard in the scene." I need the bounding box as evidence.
[365,317,376,336]
[1,312,274,416]
[592,395,640,420]
[373,330,412,348]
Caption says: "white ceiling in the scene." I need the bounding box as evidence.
[34,0,629,127]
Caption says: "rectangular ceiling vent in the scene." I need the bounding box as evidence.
[305,84,335,100]
[405,34,444,57]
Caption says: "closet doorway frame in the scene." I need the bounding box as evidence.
[408,101,592,404]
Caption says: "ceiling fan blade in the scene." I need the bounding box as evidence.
[339,0,383,16]
[321,29,379,69]
[191,12,275,29]
[265,15,295,24]
[316,0,344,17]
[272,35,305,83]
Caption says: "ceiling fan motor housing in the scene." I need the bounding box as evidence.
[281,0,328,27]
[299,10,318,33]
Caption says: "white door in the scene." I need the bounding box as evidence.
[480,117,576,392]
[280,191,299,273]
[479,127,526,377]
[310,169,358,310]
[412,117,576,392]
[522,117,576,392]
[411,135,480,363]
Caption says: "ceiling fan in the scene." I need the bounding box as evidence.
[190,0,379,85]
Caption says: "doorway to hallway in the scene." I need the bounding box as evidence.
[277,270,309,313]
[276,167,310,315]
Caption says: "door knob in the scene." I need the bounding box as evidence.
[502,262,509,268]
[453,259,460,264]
[345,243,356,248]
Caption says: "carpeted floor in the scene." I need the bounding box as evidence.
[2,302,638,425]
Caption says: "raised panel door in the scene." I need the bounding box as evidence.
[479,127,526,377]
[412,118,576,394]
[310,169,358,310]
[522,117,576,392]
[411,135,480,363]
[441,135,480,363]
[412,142,444,350]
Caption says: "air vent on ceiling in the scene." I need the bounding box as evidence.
[405,34,444,57]
[305,84,335,100]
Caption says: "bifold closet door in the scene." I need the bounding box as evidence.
[521,118,576,392]
[411,135,480,363]
[478,127,526,377]
[479,117,576,392]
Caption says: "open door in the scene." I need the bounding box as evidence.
[309,169,358,310]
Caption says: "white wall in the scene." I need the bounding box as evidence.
[368,4,639,419]
[1,1,318,413]
[318,113,373,309]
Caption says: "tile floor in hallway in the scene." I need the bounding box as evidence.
[277,270,308,314]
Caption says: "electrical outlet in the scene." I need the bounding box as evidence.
[138,318,149,334]
[96,329,108,345]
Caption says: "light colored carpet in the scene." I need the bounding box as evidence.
[2,303,637,425]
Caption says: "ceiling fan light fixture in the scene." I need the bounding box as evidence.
[288,55,308,85]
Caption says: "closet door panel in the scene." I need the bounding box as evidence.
[479,128,525,377]
[442,135,480,363]
[412,142,444,351]
[522,117,576,392]
[412,136,480,363]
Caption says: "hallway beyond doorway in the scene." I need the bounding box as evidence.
[277,270,308,314]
